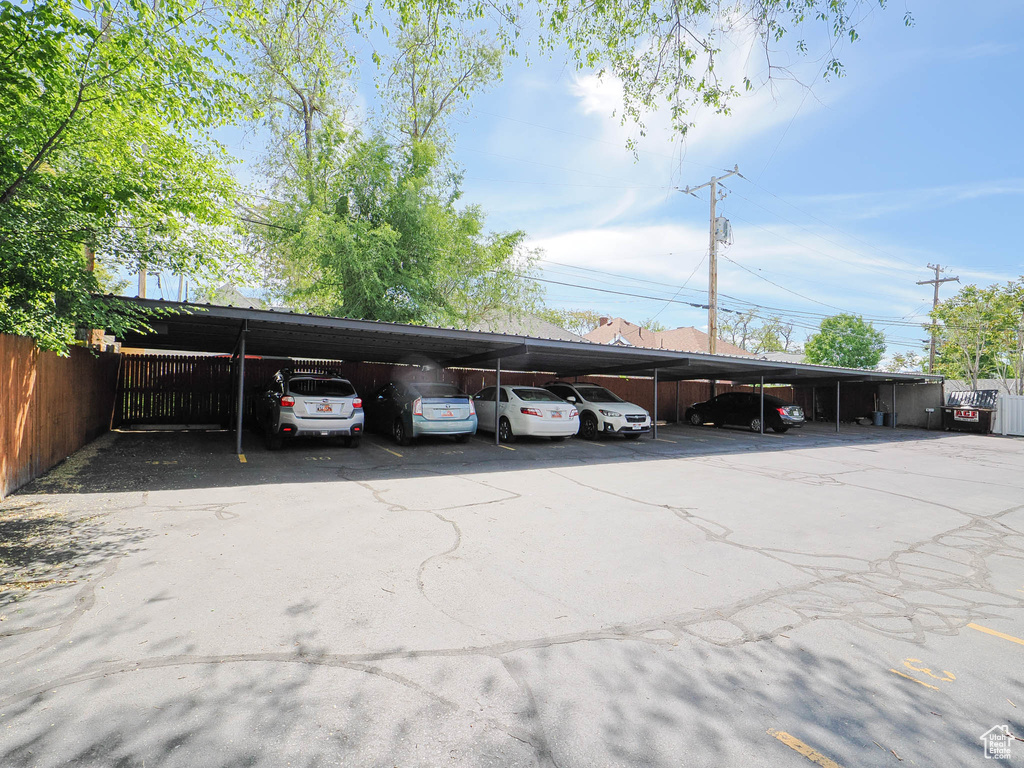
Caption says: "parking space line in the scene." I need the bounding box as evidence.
[889,669,939,691]
[767,729,844,767]
[374,444,403,458]
[499,444,515,451]
[653,438,677,444]
[968,623,1024,647]
[238,454,247,463]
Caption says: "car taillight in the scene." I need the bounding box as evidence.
[777,407,786,416]
[468,398,476,416]
[412,397,422,416]
[569,409,579,418]
[280,396,295,407]
[352,398,362,409]
[520,407,542,417]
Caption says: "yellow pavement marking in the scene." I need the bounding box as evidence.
[499,444,516,451]
[889,669,939,691]
[653,438,677,443]
[375,445,403,458]
[968,623,1024,647]
[238,454,247,464]
[767,729,845,768]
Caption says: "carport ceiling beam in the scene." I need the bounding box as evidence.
[723,368,802,383]
[556,359,687,379]
[444,343,530,368]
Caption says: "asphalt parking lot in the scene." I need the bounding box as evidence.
[2,423,1023,767]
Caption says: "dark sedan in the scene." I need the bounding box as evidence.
[684,392,804,433]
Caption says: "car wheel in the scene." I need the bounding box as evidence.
[454,433,470,444]
[749,417,762,433]
[688,411,704,426]
[579,412,599,440]
[348,435,362,448]
[773,426,789,434]
[498,417,515,443]
[392,418,411,446]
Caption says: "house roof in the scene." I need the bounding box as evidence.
[583,317,752,356]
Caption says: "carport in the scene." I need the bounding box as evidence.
[113,298,941,453]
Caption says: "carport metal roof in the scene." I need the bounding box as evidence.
[113,297,941,387]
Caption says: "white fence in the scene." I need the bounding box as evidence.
[994,395,1024,437]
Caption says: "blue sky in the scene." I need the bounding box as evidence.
[218,1,1024,354]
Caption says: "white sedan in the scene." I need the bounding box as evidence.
[474,385,580,442]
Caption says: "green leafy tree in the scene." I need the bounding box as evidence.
[536,308,605,336]
[0,0,249,352]
[883,351,925,374]
[804,314,885,369]
[255,125,539,325]
[932,281,1024,391]
[380,26,502,151]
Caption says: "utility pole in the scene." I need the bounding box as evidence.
[917,263,959,372]
[681,165,740,355]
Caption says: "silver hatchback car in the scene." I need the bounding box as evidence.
[256,370,364,450]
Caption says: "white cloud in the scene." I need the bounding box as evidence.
[801,179,1024,221]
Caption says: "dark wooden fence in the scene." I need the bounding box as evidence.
[113,354,794,428]
[1,334,119,498]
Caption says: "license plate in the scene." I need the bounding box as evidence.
[954,409,979,422]
[631,425,641,430]
[440,410,455,418]
[317,404,333,413]
[551,411,562,418]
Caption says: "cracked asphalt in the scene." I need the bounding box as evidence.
[1,423,1023,767]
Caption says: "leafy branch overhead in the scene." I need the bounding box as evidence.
[352,0,910,137]
[0,0,251,352]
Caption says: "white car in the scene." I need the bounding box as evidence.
[474,385,580,442]
[543,381,651,440]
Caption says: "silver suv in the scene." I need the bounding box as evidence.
[257,370,364,450]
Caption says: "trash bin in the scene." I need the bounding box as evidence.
[883,412,897,427]
[871,411,884,426]
[942,390,998,434]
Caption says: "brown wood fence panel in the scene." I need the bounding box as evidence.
[1,334,120,499]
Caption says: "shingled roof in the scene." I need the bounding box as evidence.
[583,317,752,357]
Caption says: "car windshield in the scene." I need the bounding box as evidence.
[412,383,463,398]
[288,378,355,397]
[574,385,623,403]
[513,388,564,402]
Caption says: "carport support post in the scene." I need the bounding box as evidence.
[760,376,765,434]
[892,382,897,429]
[235,321,248,455]
[675,381,680,423]
[494,358,501,446]
[652,369,659,440]
[835,381,840,434]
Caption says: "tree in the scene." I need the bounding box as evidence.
[536,308,605,337]
[932,281,1024,392]
[352,0,912,142]
[380,26,502,151]
[804,314,885,369]
[253,125,540,325]
[883,351,925,374]
[0,0,248,352]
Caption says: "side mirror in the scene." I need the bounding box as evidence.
[566,395,577,403]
